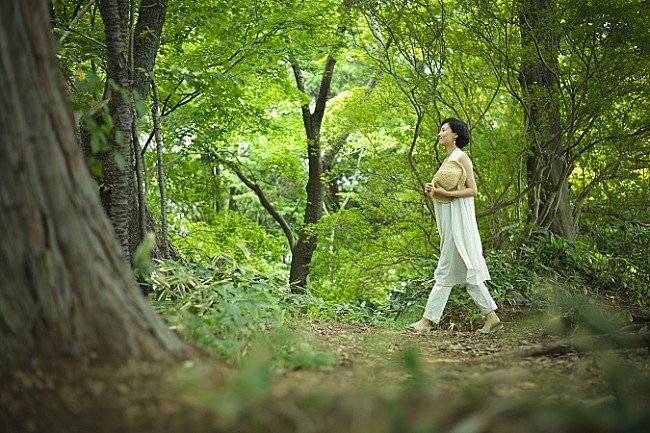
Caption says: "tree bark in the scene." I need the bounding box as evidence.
[133,0,168,100]
[518,0,576,239]
[76,0,168,263]
[97,0,137,259]
[288,55,337,291]
[0,0,189,369]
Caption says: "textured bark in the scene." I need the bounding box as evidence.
[288,56,337,290]
[0,0,189,369]
[518,0,576,239]
[77,0,168,262]
[133,0,168,100]
[97,0,136,259]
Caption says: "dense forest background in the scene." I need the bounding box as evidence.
[50,0,649,344]
[52,0,649,322]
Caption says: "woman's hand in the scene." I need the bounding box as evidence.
[430,181,450,197]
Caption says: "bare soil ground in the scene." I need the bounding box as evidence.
[2,307,650,433]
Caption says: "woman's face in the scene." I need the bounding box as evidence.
[437,123,458,147]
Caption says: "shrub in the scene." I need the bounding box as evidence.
[149,257,335,369]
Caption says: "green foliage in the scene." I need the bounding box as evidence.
[151,257,284,362]
[399,345,429,391]
[308,204,432,310]
[581,222,650,302]
[54,0,649,323]
[484,248,540,304]
[291,292,395,325]
[133,232,157,281]
[498,226,650,307]
[167,211,288,271]
[150,258,335,369]
[308,119,439,304]
[260,327,336,371]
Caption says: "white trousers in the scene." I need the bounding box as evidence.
[423,282,497,324]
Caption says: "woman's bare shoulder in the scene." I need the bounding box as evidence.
[456,151,473,166]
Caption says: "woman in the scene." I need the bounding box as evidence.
[409,118,501,333]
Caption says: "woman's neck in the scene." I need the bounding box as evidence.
[445,144,458,157]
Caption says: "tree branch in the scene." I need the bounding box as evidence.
[219,156,296,250]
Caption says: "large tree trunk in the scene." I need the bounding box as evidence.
[518,0,576,239]
[0,0,189,368]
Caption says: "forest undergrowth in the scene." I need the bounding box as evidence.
[2,225,649,432]
[3,236,650,433]
[2,301,649,433]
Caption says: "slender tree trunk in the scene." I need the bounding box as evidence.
[97,0,137,259]
[288,56,337,290]
[133,0,172,261]
[133,0,168,100]
[152,79,169,259]
[518,0,576,239]
[289,134,325,290]
[0,0,190,368]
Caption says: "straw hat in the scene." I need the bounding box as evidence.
[430,159,467,204]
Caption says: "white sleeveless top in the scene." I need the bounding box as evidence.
[433,148,491,286]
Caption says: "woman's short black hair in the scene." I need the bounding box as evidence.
[441,117,470,148]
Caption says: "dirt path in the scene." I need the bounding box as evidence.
[2,313,650,433]
[300,318,648,401]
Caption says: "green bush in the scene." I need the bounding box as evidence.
[170,211,288,272]
[582,221,650,303]
[149,257,335,369]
